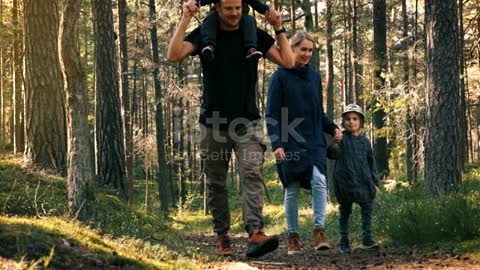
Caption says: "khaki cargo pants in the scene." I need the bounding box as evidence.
[200,120,266,234]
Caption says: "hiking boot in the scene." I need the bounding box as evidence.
[246,228,279,258]
[338,237,351,253]
[201,45,214,62]
[313,227,330,250]
[217,234,233,256]
[360,238,379,250]
[246,47,262,62]
[287,233,302,255]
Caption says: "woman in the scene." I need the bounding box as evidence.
[265,31,342,255]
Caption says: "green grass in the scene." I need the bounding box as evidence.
[1,155,480,268]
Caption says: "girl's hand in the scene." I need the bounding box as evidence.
[273,148,286,161]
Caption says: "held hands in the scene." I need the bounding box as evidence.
[273,148,286,161]
[183,0,198,18]
[333,129,342,143]
[265,9,282,29]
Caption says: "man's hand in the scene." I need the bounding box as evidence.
[183,0,198,18]
[333,129,342,143]
[273,148,286,161]
[374,185,379,193]
[265,9,282,30]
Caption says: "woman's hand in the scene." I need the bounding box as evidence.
[374,185,379,193]
[273,148,286,161]
[333,129,342,143]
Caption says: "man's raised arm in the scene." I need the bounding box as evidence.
[167,0,198,62]
[264,10,294,68]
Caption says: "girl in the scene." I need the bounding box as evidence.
[327,104,380,253]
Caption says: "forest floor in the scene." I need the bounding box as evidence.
[1,154,480,269]
[196,233,480,270]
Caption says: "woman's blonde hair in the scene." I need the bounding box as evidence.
[290,31,315,47]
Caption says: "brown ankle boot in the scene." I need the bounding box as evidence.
[217,234,233,256]
[246,228,279,258]
[287,233,302,255]
[313,227,330,250]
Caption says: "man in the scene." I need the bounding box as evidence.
[167,0,294,258]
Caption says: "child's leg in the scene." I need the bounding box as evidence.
[310,166,327,229]
[339,202,352,239]
[201,12,218,47]
[284,181,300,235]
[241,14,258,49]
[359,200,374,243]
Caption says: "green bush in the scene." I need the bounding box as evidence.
[381,180,480,245]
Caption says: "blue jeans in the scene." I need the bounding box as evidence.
[284,166,327,234]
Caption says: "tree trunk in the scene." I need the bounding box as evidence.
[14,0,25,154]
[117,0,134,205]
[59,0,95,222]
[326,0,334,119]
[402,0,415,183]
[352,0,363,108]
[457,0,468,163]
[373,0,389,177]
[424,0,462,195]
[149,0,169,215]
[347,0,354,103]
[411,0,419,180]
[91,0,127,198]
[0,0,4,152]
[24,0,67,172]
[342,0,350,105]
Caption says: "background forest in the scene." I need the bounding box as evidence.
[0,0,479,269]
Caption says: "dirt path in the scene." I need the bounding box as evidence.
[191,234,480,270]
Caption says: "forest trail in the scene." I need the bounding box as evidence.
[187,234,480,270]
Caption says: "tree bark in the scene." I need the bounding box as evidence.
[457,0,468,163]
[402,0,415,183]
[24,0,67,172]
[117,0,134,205]
[352,0,363,108]
[424,0,462,195]
[91,0,127,198]
[149,0,169,215]
[326,0,334,119]
[373,0,389,177]
[14,0,25,154]
[59,0,95,222]
[0,0,4,152]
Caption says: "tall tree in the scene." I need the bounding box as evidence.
[91,0,127,198]
[13,0,24,154]
[149,0,168,215]
[117,0,134,205]
[326,0,334,119]
[352,0,363,108]
[59,0,95,221]
[403,0,416,183]
[424,0,462,195]
[457,0,467,163]
[373,0,389,177]
[0,0,4,152]
[24,0,67,171]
